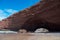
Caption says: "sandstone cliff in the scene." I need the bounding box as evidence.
[0,0,60,32]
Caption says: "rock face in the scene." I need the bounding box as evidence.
[0,0,60,32]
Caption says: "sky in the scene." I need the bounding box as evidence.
[0,0,40,21]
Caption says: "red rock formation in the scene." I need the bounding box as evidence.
[0,0,60,32]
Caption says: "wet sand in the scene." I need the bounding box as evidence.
[0,33,60,40]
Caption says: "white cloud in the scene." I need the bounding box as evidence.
[4,9,18,14]
[0,10,4,13]
[0,17,6,21]
[0,9,18,21]
[0,9,6,18]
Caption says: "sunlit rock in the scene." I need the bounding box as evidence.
[18,29,27,33]
[35,28,49,33]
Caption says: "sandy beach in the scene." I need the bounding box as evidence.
[0,33,60,40]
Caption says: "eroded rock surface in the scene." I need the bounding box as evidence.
[0,0,60,32]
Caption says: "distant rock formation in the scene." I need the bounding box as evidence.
[0,0,60,32]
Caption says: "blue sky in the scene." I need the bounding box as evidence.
[0,0,40,21]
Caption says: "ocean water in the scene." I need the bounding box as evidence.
[0,31,17,34]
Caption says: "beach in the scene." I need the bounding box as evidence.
[0,33,60,40]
